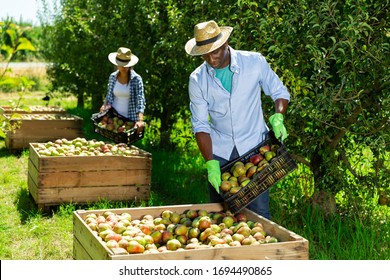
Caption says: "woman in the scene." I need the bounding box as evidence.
[101,47,146,131]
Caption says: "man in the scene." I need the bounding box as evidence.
[185,20,290,220]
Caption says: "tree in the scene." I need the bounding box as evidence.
[232,0,389,208]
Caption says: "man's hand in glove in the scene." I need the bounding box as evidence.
[206,159,221,194]
[269,113,288,141]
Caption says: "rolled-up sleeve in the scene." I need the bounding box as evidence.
[259,56,290,102]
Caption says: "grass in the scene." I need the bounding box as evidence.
[0,90,389,260]
[0,63,49,92]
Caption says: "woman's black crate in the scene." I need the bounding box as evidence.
[220,131,297,214]
[91,108,144,145]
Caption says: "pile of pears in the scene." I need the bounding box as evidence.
[83,208,278,255]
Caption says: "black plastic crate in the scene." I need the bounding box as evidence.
[91,108,144,145]
[220,131,297,213]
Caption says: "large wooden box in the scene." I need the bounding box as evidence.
[73,203,309,260]
[28,143,152,210]
[5,113,84,150]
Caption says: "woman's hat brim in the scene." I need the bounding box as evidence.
[185,26,233,56]
[108,52,139,67]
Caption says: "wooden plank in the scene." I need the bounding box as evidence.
[34,185,150,205]
[109,240,308,260]
[27,158,39,187]
[8,116,83,128]
[0,105,66,114]
[73,237,93,260]
[28,145,40,171]
[5,132,11,149]
[34,154,152,172]
[35,169,151,188]
[5,116,84,150]
[27,173,39,203]
[10,128,83,139]
[73,212,112,260]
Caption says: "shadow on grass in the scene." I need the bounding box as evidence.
[150,149,209,205]
[0,145,25,158]
[15,187,42,223]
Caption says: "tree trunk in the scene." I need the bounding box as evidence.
[77,91,84,108]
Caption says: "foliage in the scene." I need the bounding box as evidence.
[0,19,40,62]
[0,21,37,138]
[248,0,390,198]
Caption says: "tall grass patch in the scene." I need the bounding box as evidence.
[0,63,50,92]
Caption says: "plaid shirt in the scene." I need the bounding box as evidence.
[105,69,145,121]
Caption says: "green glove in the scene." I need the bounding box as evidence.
[206,160,221,194]
[269,113,288,141]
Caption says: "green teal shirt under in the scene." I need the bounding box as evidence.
[215,65,233,93]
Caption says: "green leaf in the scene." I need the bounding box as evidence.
[337,48,345,55]
[16,38,36,52]
[5,29,17,45]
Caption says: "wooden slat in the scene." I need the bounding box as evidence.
[35,185,150,204]
[28,145,40,171]
[109,240,308,260]
[5,116,84,150]
[0,105,66,114]
[27,158,39,187]
[27,173,39,203]
[73,212,112,260]
[35,154,152,172]
[73,237,93,260]
[36,169,151,187]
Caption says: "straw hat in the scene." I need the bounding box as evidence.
[108,47,139,67]
[185,20,233,56]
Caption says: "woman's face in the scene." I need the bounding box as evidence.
[201,42,230,69]
[117,66,130,74]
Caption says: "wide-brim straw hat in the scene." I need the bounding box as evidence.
[185,20,233,56]
[108,47,139,67]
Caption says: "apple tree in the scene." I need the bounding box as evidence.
[229,0,389,209]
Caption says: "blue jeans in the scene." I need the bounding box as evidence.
[209,146,271,220]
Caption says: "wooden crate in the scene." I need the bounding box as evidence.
[73,203,309,260]
[28,143,152,210]
[5,113,83,150]
[0,105,66,114]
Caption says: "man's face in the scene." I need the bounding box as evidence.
[202,42,230,69]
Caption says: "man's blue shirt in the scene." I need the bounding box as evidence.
[189,47,290,160]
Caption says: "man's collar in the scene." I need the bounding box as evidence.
[228,47,239,73]
[205,46,239,74]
